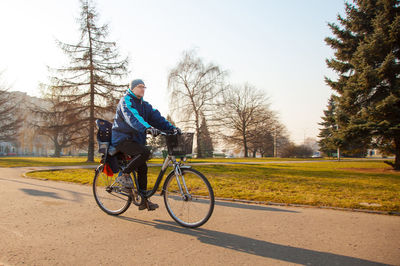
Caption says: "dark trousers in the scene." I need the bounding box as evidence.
[116,140,151,192]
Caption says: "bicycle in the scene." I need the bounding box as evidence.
[92,119,215,228]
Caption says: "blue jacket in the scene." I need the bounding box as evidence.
[111,89,175,147]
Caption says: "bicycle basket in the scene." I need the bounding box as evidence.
[166,133,194,156]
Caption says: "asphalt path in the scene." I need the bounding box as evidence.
[0,166,399,265]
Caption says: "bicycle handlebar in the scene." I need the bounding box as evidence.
[159,130,181,136]
[146,129,181,136]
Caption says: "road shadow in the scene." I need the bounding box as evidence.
[215,200,298,213]
[3,176,298,213]
[167,194,298,213]
[20,188,63,199]
[117,216,388,266]
[1,177,87,203]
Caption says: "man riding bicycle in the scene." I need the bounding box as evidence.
[111,79,180,211]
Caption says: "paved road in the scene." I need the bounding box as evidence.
[0,167,399,265]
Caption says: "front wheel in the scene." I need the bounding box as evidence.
[163,168,215,228]
[93,166,132,215]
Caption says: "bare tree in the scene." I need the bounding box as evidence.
[215,84,270,157]
[281,143,313,158]
[247,112,287,157]
[0,72,22,142]
[304,137,319,154]
[257,121,290,157]
[168,50,225,158]
[246,108,278,157]
[31,89,85,157]
[49,0,129,162]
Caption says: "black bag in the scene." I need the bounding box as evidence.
[107,155,120,173]
[96,119,119,173]
[96,119,113,154]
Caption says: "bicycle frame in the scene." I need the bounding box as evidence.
[129,155,191,199]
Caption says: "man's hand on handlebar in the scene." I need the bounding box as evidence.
[174,127,182,135]
[146,127,160,137]
[146,127,182,137]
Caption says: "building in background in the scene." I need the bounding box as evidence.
[0,91,85,156]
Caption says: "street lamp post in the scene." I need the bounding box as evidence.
[336,124,340,162]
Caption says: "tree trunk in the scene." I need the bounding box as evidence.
[87,15,95,163]
[195,112,204,158]
[54,142,62,157]
[243,134,248,157]
[252,149,257,158]
[87,84,95,162]
[395,137,400,170]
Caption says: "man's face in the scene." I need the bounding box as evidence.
[132,84,146,98]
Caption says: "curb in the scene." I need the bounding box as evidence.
[214,197,400,216]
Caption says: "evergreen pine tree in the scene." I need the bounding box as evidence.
[325,0,400,168]
[50,0,129,162]
[318,95,339,156]
[198,114,214,157]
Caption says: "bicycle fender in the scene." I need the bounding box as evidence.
[95,164,103,174]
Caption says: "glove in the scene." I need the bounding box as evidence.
[174,127,182,135]
[146,127,160,137]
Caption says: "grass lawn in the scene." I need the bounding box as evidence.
[176,157,326,163]
[0,156,339,167]
[0,157,100,167]
[25,160,400,212]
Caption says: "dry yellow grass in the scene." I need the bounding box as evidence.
[25,160,400,212]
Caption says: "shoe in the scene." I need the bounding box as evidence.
[138,199,159,211]
[115,173,133,189]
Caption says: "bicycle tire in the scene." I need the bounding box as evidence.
[93,166,132,215]
[163,168,214,228]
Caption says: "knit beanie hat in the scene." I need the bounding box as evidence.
[130,79,145,89]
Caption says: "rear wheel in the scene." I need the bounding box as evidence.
[163,168,214,228]
[93,166,132,215]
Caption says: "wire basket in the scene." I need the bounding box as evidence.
[166,133,194,156]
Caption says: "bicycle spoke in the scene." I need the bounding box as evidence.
[108,190,130,201]
[93,169,132,215]
[164,168,214,228]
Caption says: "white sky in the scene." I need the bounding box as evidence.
[0,0,344,144]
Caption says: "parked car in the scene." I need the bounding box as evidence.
[312,152,322,158]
